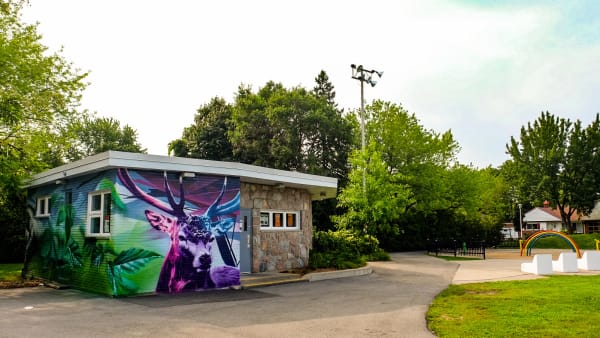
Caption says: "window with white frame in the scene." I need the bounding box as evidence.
[36,196,51,217]
[87,190,112,237]
[260,210,300,230]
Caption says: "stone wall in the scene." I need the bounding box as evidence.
[240,183,312,272]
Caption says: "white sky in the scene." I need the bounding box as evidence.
[21,0,600,168]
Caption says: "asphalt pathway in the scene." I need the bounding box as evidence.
[0,252,457,338]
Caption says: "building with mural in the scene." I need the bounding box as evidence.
[24,151,337,296]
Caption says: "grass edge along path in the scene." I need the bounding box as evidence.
[0,263,41,289]
[427,275,600,337]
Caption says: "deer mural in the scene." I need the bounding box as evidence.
[117,168,241,293]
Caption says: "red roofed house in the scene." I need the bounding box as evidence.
[522,200,583,235]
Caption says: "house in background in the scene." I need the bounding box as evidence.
[581,201,600,233]
[522,200,583,235]
[501,223,519,239]
[25,151,337,296]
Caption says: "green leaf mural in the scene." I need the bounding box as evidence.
[106,248,162,296]
[99,178,126,211]
[39,195,82,280]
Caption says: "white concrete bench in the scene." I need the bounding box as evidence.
[577,251,600,271]
[552,252,578,273]
[521,254,553,275]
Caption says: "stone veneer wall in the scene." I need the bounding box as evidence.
[240,182,312,272]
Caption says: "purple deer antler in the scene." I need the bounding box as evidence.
[117,168,240,293]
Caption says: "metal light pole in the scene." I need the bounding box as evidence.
[351,64,383,192]
[518,203,523,239]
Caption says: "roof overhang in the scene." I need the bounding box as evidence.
[25,151,338,201]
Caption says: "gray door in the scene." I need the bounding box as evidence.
[239,208,253,273]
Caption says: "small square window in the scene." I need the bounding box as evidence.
[260,213,270,227]
[36,196,51,217]
[273,213,283,227]
[286,213,296,228]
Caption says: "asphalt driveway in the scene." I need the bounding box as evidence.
[0,252,457,338]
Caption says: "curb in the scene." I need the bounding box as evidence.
[241,278,307,289]
[303,266,373,282]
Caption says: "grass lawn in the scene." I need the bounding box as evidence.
[0,263,23,282]
[427,275,600,337]
[0,263,40,288]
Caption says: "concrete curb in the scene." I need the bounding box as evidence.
[303,266,373,282]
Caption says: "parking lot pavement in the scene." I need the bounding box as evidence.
[0,252,455,338]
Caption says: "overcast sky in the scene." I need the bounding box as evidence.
[22,0,599,168]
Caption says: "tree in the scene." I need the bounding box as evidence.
[228,78,354,178]
[168,97,234,160]
[0,1,88,262]
[313,70,336,107]
[366,100,459,214]
[335,101,467,248]
[334,143,413,239]
[0,0,88,186]
[506,112,600,233]
[67,113,146,161]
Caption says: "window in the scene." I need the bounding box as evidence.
[65,190,72,206]
[36,196,51,217]
[260,210,300,230]
[87,190,111,237]
[588,223,600,234]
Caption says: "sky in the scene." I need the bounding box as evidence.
[21,0,600,168]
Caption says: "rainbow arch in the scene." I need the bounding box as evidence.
[520,230,581,258]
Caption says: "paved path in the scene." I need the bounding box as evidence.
[7,250,592,337]
[0,252,455,338]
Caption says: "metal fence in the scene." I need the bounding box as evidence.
[427,239,486,259]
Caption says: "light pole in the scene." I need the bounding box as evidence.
[518,203,523,239]
[351,64,383,192]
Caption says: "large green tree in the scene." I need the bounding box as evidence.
[67,114,146,161]
[0,0,87,186]
[506,112,600,233]
[336,100,507,249]
[168,97,234,160]
[228,76,353,179]
[0,1,87,262]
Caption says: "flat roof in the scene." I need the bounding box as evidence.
[25,151,338,201]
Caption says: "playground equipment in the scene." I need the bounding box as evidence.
[520,230,582,258]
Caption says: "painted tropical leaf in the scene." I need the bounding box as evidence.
[113,248,162,273]
[64,237,83,268]
[84,239,116,267]
[99,178,126,210]
[107,248,162,296]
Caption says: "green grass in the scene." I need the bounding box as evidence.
[427,275,600,337]
[0,263,23,282]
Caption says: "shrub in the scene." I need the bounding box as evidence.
[309,229,389,269]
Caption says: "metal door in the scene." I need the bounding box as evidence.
[239,208,253,273]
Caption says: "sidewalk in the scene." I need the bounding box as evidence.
[452,248,600,284]
[240,266,373,288]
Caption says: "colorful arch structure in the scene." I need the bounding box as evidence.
[520,230,582,258]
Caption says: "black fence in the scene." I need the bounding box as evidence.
[427,239,486,259]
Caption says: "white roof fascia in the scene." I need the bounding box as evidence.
[25,151,338,200]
